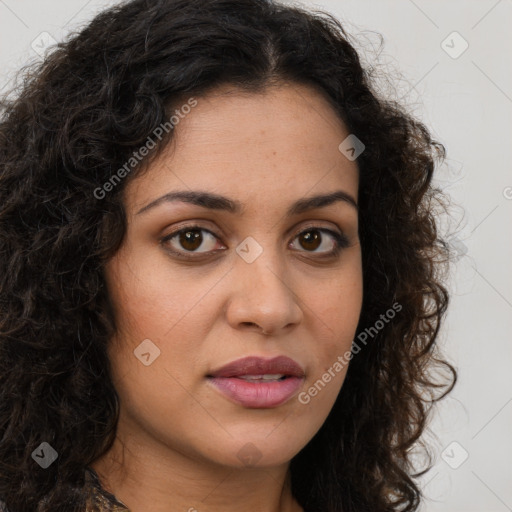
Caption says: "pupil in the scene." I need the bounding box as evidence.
[180,230,202,250]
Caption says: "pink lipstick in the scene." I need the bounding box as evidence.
[207,355,305,408]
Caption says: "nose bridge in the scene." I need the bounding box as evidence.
[227,235,302,332]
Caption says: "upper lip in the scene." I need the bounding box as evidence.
[208,356,305,378]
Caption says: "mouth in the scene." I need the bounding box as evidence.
[233,374,288,381]
[207,356,305,408]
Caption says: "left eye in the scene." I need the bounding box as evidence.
[289,228,345,254]
[161,226,347,258]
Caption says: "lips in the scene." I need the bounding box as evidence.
[208,355,305,379]
[207,356,305,408]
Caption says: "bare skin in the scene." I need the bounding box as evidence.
[92,81,363,512]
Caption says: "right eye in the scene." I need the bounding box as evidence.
[160,225,226,258]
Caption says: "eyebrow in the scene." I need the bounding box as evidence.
[136,189,358,216]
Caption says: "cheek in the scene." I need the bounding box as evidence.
[105,249,206,341]
[300,265,363,394]
[308,267,363,341]
[102,259,206,408]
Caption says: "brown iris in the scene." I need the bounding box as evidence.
[299,230,321,251]
[179,230,203,251]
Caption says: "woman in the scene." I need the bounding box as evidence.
[0,0,457,511]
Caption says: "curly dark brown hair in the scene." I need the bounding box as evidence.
[0,0,457,510]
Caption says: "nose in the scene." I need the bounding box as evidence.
[225,248,303,336]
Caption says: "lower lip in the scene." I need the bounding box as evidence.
[207,376,304,408]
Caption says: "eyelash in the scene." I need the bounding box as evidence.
[160,224,350,261]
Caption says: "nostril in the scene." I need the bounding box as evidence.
[242,322,270,335]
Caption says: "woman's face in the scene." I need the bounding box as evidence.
[103,82,362,471]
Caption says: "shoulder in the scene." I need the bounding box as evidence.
[84,466,130,512]
[0,469,129,512]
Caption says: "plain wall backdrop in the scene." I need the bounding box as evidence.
[1,1,511,511]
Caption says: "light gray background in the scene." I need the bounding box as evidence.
[1,1,511,511]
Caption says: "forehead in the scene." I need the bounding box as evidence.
[124,82,359,214]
